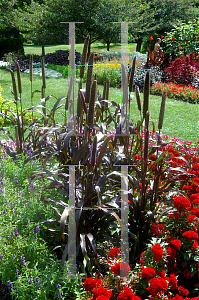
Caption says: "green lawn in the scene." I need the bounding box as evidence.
[0,69,198,143]
[24,42,137,56]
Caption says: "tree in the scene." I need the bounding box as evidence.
[94,0,122,51]
[129,0,198,52]
[0,0,15,30]
[12,1,47,44]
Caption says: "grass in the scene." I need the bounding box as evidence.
[0,68,198,143]
[24,42,137,56]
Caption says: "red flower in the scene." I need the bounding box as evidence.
[169,274,178,289]
[172,37,175,41]
[111,261,130,277]
[96,296,110,300]
[171,295,184,300]
[83,277,101,291]
[169,238,181,250]
[152,243,164,261]
[178,286,189,296]
[183,268,191,279]
[146,277,168,297]
[151,223,164,235]
[141,266,156,279]
[157,270,165,278]
[188,215,197,223]
[173,196,191,211]
[190,207,199,217]
[166,246,176,260]
[193,241,198,251]
[84,278,98,291]
[149,36,153,41]
[118,287,141,300]
[134,154,141,160]
[92,287,111,300]
[183,230,198,241]
[107,247,119,258]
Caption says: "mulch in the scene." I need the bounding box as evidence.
[0,280,15,300]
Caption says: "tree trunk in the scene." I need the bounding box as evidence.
[136,37,143,52]
[42,41,45,57]
[107,41,110,51]
[88,33,91,59]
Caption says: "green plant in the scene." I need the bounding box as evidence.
[0,153,85,299]
[163,19,199,57]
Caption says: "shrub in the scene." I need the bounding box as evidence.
[83,59,121,86]
[163,19,199,57]
[4,50,82,73]
[133,65,163,91]
[46,63,80,77]
[44,50,82,65]
[99,51,147,65]
[163,52,199,87]
[0,37,24,58]
[150,82,199,103]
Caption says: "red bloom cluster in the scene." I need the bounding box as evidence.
[166,246,176,260]
[192,241,198,251]
[110,262,130,277]
[183,268,191,279]
[83,277,101,291]
[173,196,191,211]
[118,287,141,300]
[92,286,111,300]
[171,295,184,300]
[152,243,164,261]
[151,222,164,235]
[141,266,156,279]
[156,270,165,278]
[169,238,181,250]
[183,230,198,241]
[146,277,168,297]
[169,273,178,289]
[178,285,189,296]
[107,247,119,258]
[96,296,110,300]
[150,81,199,103]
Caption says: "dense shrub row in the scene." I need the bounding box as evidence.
[0,37,24,58]
[3,50,82,72]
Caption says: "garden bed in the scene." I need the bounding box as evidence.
[0,40,199,299]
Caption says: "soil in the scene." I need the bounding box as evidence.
[0,280,15,300]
